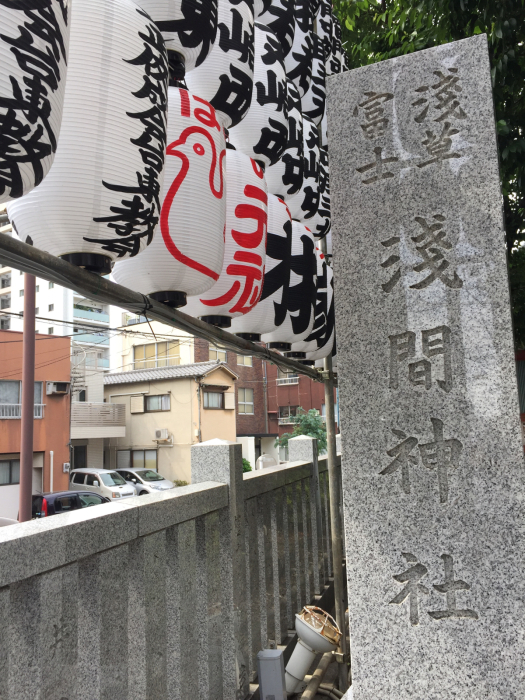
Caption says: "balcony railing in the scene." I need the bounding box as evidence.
[0,403,44,419]
[73,332,109,346]
[276,376,299,385]
[71,402,125,427]
[278,416,296,425]
[73,306,109,323]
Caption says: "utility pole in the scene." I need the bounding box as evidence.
[18,272,36,522]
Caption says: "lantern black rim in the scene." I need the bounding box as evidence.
[200,315,232,329]
[236,333,260,342]
[284,351,307,359]
[149,291,187,308]
[268,342,292,351]
[60,253,112,275]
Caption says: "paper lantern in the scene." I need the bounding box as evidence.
[286,116,319,225]
[112,87,226,304]
[7,0,168,274]
[301,33,326,126]
[320,110,328,147]
[257,0,295,57]
[228,192,290,339]
[185,0,254,128]
[261,219,317,349]
[327,14,347,76]
[284,0,313,98]
[0,1,71,205]
[308,144,330,238]
[292,249,334,361]
[183,147,267,326]
[137,0,218,72]
[228,23,287,168]
[265,79,304,218]
[316,0,333,70]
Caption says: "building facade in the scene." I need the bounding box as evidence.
[103,361,238,483]
[0,330,71,519]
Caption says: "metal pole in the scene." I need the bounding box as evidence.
[323,355,348,693]
[19,273,35,522]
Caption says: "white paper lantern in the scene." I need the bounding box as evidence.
[327,13,347,76]
[183,147,267,325]
[228,23,287,168]
[112,87,226,304]
[292,249,334,361]
[286,116,319,225]
[316,0,333,70]
[301,32,326,126]
[265,79,304,218]
[228,192,290,339]
[137,0,218,71]
[309,144,330,238]
[261,219,317,349]
[257,0,295,57]
[7,0,168,274]
[320,110,328,147]
[185,0,254,128]
[284,0,313,98]
[0,1,71,204]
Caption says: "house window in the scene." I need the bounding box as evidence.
[238,388,254,414]
[78,389,86,402]
[48,282,54,289]
[209,346,226,362]
[145,394,171,412]
[237,355,252,367]
[35,285,39,292]
[73,445,87,470]
[48,327,54,335]
[132,449,157,470]
[19,290,23,297]
[279,406,298,423]
[204,391,224,409]
[0,459,20,485]
[48,304,54,312]
[0,294,10,309]
[133,341,180,369]
[0,274,10,289]
[35,308,38,314]
[0,317,10,330]
[0,381,43,418]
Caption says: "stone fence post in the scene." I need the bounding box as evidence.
[288,436,323,591]
[192,439,248,700]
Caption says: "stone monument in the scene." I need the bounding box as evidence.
[327,35,525,698]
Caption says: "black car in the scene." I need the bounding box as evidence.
[32,491,110,518]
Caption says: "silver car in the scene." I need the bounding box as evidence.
[70,468,136,500]
[115,468,174,495]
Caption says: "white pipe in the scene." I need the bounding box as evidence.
[285,639,317,693]
[49,450,53,493]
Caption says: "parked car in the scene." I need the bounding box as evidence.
[32,491,110,518]
[69,468,136,500]
[115,468,175,495]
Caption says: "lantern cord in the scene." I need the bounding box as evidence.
[0,232,322,381]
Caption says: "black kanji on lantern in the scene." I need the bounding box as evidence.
[287,232,317,334]
[156,0,218,68]
[259,216,293,327]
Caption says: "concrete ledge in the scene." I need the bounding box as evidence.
[243,461,313,500]
[0,481,226,587]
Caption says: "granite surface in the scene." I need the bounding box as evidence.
[327,35,525,698]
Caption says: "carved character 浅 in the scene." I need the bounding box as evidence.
[353,91,394,139]
[412,68,467,124]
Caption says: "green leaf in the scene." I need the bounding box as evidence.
[473,25,482,34]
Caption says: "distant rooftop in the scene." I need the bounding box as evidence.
[103,360,237,385]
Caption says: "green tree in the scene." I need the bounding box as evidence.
[334,0,525,345]
[275,408,328,453]
[242,458,252,472]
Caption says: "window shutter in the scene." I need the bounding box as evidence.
[224,392,235,410]
[117,450,131,469]
[130,395,144,413]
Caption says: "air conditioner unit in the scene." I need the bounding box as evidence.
[155,428,169,441]
[46,381,70,396]
[63,462,70,473]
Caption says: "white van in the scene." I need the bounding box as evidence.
[69,468,135,500]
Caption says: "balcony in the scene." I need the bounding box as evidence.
[278,416,296,425]
[73,306,109,323]
[73,332,109,346]
[276,376,299,386]
[70,402,126,439]
[0,404,44,419]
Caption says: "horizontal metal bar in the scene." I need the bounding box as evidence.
[0,232,320,380]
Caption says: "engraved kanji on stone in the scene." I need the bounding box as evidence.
[410,215,463,289]
[380,429,419,494]
[353,91,394,139]
[389,326,453,393]
[412,68,467,124]
[356,146,398,185]
[428,554,479,620]
[417,122,461,168]
[419,418,463,504]
[389,553,429,626]
[380,236,401,292]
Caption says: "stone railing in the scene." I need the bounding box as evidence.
[0,436,339,700]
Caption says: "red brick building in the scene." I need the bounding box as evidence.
[194,338,338,463]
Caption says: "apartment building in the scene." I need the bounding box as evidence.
[0,329,71,519]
